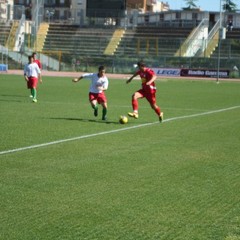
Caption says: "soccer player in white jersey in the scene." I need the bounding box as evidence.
[24,55,42,103]
[72,66,109,120]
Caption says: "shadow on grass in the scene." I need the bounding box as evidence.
[0,98,22,103]
[0,94,29,102]
[49,117,121,125]
[1,94,26,98]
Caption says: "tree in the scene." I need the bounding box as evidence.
[223,0,237,12]
[183,0,198,9]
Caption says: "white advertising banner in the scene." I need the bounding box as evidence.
[152,68,181,77]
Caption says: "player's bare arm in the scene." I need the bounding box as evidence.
[39,73,42,83]
[98,86,107,91]
[24,74,29,82]
[126,73,137,84]
[97,86,104,91]
[72,76,83,83]
[146,75,157,85]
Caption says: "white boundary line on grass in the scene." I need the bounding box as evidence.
[0,105,239,156]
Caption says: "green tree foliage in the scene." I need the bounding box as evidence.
[223,0,237,12]
[183,0,198,9]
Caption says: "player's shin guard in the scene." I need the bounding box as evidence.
[92,105,98,110]
[132,99,138,112]
[92,105,98,117]
[154,106,161,116]
[32,88,37,99]
[102,108,107,120]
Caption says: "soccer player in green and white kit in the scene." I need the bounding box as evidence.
[24,55,42,102]
[72,66,109,120]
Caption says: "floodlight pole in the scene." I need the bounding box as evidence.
[35,0,39,51]
[217,0,223,83]
[35,0,38,50]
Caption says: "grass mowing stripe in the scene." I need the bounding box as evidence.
[164,105,240,122]
[0,105,239,156]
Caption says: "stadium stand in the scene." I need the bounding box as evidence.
[211,28,240,58]
[3,20,237,71]
[35,23,49,52]
[114,26,194,57]
[42,24,115,60]
[5,21,19,50]
[0,22,12,46]
[104,29,125,55]
[41,24,194,62]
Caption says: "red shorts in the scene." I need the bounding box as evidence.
[27,77,38,89]
[89,92,107,104]
[136,88,156,105]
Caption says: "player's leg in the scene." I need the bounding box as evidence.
[91,99,98,116]
[128,90,143,119]
[29,88,33,98]
[89,93,98,116]
[98,92,107,120]
[151,103,163,122]
[27,79,32,98]
[147,92,163,122]
[29,86,33,98]
[32,88,37,102]
[29,77,38,102]
[101,102,108,120]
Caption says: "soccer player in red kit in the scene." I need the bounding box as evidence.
[126,61,163,122]
[32,52,42,69]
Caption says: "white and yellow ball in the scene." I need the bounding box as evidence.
[119,115,128,124]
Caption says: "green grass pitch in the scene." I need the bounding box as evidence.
[0,74,240,240]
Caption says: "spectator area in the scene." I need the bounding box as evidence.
[41,24,194,61]
[42,24,115,60]
[211,28,240,58]
[0,22,12,46]
[114,26,193,57]
[3,21,239,68]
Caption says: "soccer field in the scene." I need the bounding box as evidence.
[1,74,240,240]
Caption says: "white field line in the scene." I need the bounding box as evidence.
[0,106,239,156]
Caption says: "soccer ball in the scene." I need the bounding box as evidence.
[119,115,128,124]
